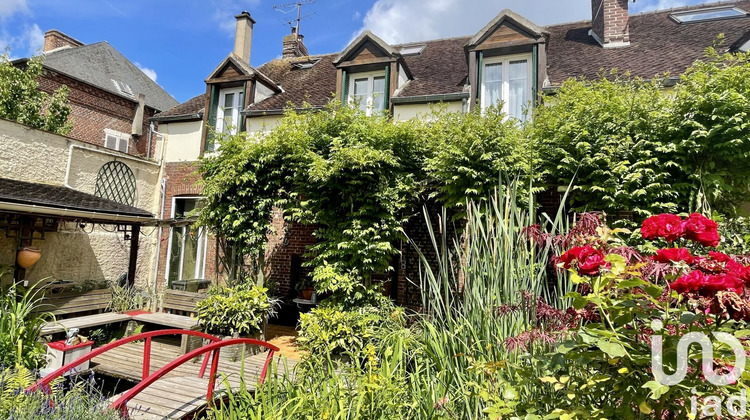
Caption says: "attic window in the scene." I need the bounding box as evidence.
[670,6,747,24]
[111,79,134,98]
[741,39,750,53]
[399,45,425,56]
[292,58,321,69]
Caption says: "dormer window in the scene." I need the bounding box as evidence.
[216,87,244,135]
[348,71,387,116]
[481,54,532,121]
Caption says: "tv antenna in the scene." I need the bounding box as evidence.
[273,0,316,36]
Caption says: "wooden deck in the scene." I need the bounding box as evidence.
[91,339,297,419]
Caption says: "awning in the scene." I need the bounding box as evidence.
[0,177,154,224]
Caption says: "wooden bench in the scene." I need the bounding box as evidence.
[36,289,132,335]
[132,290,205,353]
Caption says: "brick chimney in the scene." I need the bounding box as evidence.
[234,11,256,64]
[43,30,83,53]
[590,0,631,48]
[282,27,309,59]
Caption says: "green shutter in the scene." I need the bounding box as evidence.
[239,82,247,133]
[384,65,390,112]
[532,44,538,108]
[477,52,484,101]
[342,70,349,105]
[206,85,219,152]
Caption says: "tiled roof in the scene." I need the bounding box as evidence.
[545,1,750,85]
[151,94,205,121]
[0,178,152,219]
[32,42,179,111]
[159,0,750,115]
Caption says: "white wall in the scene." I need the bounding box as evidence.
[246,115,283,135]
[393,101,464,122]
[0,118,160,288]
[162,120,204,163]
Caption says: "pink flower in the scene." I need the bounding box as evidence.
[651,248,695,264]
[683,213,720,247]
[558,246,610,276]
[641,214,685,242]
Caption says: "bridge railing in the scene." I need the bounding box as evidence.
[110,337,278,417]
[26,329,279,418]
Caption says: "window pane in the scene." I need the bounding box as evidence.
[509,60,528,121]
[353,78,369,111]
[167,227,183,287]
[181,225,199,280]
[223,93,234,108]
[118,137,128,153]
[372,76,386,111]
[483,62,503,109]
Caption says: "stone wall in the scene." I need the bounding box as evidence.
[0,118,160,288]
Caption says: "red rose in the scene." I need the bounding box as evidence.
[652,248,694,264]
[670,270,744,296]
[559,246,610,276]
[683,213,720,247]
[641,214,685,242]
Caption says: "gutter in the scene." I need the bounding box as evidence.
[0,201,154,224]
[541,76,682,94]
[390,92,469,105]
[149,113,203,123]
[243,106,325,117]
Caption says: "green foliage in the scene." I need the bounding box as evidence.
[716,215,750,255]
[196,283,277,337]
[297,304,405,356]
[200,102,534,307]
[533,72,677,217]
[0,282,51,369]
[0,366,119,419]
[535,49,750,217]
[669,48,750,214]
[0,54,72,134]
[107,284,153,313]
[424,106,537,212]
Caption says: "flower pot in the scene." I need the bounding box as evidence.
[17,247,41,269]
[300,287,314,300]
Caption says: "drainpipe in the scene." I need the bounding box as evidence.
[152,178,166,299]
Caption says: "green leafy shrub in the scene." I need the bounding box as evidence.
[0,54,72,134]
[196,284,277,337]
[0,282,51,369]
[108,284,153,313]
[296,304,405,356]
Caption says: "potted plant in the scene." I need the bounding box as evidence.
[196,283,279,360]
[295,277,315,301]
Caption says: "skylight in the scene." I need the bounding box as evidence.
[399,45,425,56]
[111,79,134,98]
[292,58,321,69]
[670,6,747,24]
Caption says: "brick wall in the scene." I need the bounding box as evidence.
[265,208,317,297]
[591,0,630,46]
[154,161,221,291]
[37,70,157,158]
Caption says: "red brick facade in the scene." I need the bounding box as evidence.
[591,0,630,46]
[36,70,157,158]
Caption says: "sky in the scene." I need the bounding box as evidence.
[0,0,707,104]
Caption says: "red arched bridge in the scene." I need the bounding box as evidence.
[27,329,292,419]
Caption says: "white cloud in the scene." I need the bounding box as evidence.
[352,11,361,22]
[24,24,43,55]
[358,0,592,45]
[212,0,261,37]
[0,0,28,20]
[135,62,158,82]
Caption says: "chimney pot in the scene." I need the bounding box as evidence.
[233,11,255,64]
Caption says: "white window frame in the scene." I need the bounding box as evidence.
[480,53,533,121]
[103,129,129,153]
[216,87,244,135]
[164,196,208,286]
[348,70,387,116]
